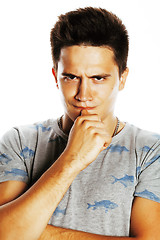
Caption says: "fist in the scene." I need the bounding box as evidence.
[64,110,112,171]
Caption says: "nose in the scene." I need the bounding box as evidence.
[75,78,93,102]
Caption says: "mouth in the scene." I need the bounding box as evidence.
[73,105,96,110]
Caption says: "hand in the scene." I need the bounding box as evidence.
[64,110,112,171]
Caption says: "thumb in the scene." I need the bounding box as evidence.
[80,109,89,116]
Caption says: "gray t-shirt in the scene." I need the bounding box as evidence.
[0,118,160,236]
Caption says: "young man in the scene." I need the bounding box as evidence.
[0,7,160,240]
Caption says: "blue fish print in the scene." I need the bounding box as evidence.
[144,155,160,168]
[53,206,66,216]
[135,189,160,203]
[107,144,129,154]
[140,146,154,152]
[5,168,27,177]
[20,146,35,159]
[87,200,118,213]
[0,154,12,165]
[35,124,51,132]
[111,174,134,188]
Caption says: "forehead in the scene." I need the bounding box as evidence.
[58,45,118,74]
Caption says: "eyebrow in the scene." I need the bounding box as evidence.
[61,73,77,78]
[90,74,111,78]
[61,72,111,78]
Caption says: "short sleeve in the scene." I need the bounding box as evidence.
[0,128,29,184]
[134,140,160,203]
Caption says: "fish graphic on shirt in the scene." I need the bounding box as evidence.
[144,155,160,168]
[140,146,154,152]
[53,206,66,216]
[20,146,35,159]
[0,154,12,165]
[35,124,51,132]
[107,144,129,154]
[87,200,118,213]
[5,168,27,177]
[135,189,160,203]
[111,174,134,188]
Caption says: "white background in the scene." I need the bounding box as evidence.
[0,0,159,137]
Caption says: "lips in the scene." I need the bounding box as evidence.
[73,105,96,110]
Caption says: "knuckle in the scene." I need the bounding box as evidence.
[82,120,89,129]
[88,126,95,134]
[93,132,101,140]
[75,116,83,125]
[92,115,101,122]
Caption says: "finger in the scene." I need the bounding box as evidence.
[79,109,101,121]
[91,128,110,137]
[81,109,89,116]
[94,131,111,151]
[85,123,107,132]
[76,116,101,127]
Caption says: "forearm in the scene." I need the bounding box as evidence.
[39,225,137,240]
[0,151,79,240]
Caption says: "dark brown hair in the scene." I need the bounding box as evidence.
[50,7,129,76]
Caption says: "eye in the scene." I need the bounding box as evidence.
[94,76,105,81]
[92,76,106,82]
[63,74,78,81]
[91,74,111,82]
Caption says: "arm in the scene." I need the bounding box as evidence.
[39,225,131,240]
[0,111,112,240]
[0,180,28,206]
[0,150,80,240]
[38,196,160,240]
[130,196,160,239]
[1,181,159,240]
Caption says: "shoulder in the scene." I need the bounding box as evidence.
[125,123,160,149]
[0,119,58,151]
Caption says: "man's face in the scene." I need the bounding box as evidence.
[54,45,127,126]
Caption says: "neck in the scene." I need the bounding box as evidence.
[102,114,118,136]
[61,114,74,135]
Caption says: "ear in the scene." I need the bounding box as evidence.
[119,67,129,91]
[52,68,59,89]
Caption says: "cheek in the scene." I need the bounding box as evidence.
[107,79,120,100]
[93,84,113,100]
[59,83,77,102]
[109,86,119,100]
[95,83,119,108]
